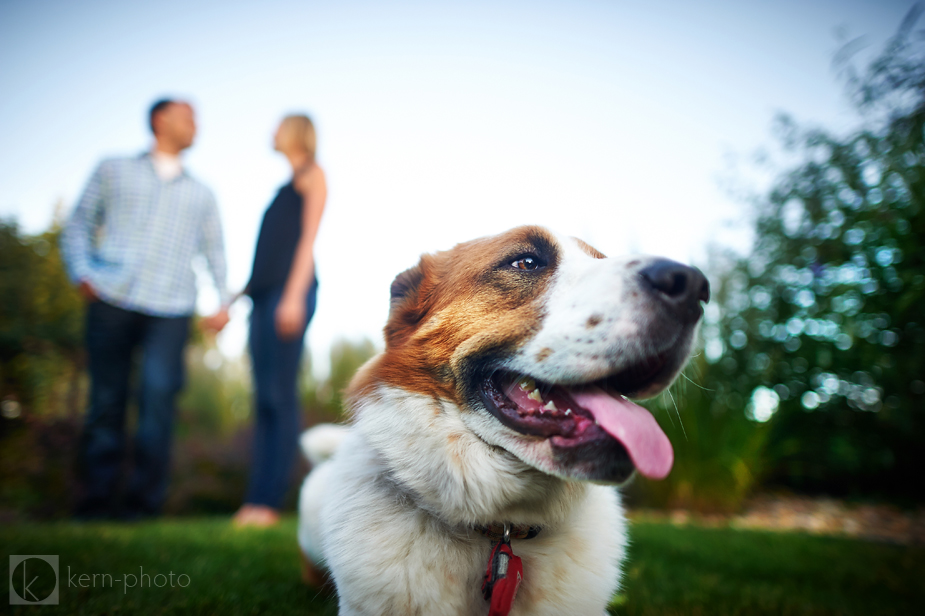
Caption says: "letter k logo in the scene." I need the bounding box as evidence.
[9,555,59,605]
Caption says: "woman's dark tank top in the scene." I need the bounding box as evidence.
[247,182,303,296]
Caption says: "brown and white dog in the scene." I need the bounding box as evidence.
[298,225,709,615]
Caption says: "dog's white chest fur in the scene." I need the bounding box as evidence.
[299,389,627,616]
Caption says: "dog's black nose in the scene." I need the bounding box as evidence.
[638,259,710,322]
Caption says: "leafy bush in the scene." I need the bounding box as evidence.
[300,337,377,424]
[0,220,85,420]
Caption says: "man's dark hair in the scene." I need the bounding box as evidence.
[149,98,175,135]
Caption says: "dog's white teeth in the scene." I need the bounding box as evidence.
[543,400,558,411]
[519,377,536,392]
[565,408,572,416]
[527,388,543,403]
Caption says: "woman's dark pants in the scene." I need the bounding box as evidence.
[246,282,317,508]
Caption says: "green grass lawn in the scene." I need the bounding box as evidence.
[2,517,921,615]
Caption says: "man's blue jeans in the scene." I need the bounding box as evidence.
[77,300,189,517]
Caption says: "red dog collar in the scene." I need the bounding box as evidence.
[474,522,542,542]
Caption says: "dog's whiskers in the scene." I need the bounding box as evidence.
[680,370,713,392]
[666,387,687,441]
[660,391,677,428]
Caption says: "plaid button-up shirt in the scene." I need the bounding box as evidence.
[61,153,230,316]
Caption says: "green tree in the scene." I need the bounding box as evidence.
[707,8,924,501]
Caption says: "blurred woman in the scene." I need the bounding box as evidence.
[233,115,327,527]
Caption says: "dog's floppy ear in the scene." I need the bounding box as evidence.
[385,260,431,348]
[390,264,424,313]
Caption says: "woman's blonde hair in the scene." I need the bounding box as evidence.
[280,114,317,163]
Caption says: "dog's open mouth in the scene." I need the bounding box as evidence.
[479,356,674,480]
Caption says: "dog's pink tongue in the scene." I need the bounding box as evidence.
[570,387,674,480]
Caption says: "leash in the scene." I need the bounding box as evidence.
[479,523,542,616]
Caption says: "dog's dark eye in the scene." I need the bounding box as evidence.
[510,255,545,271]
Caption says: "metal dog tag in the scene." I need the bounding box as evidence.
[482,539,523,616]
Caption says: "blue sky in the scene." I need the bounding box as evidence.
[0,0,911,372]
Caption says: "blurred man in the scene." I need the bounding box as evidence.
[61,98,231,519]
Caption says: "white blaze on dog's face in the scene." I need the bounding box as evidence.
[354,225,709,485]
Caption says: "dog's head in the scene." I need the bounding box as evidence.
[360,225,708,485]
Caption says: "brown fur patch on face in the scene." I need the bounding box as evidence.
[572,237,606,259]
[349,226,561,405]
[586,314,603,329]
[535,347,553,362]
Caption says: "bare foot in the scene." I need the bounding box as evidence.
[232,504,280,528]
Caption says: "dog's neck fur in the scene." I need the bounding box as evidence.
[354,383,590,530]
